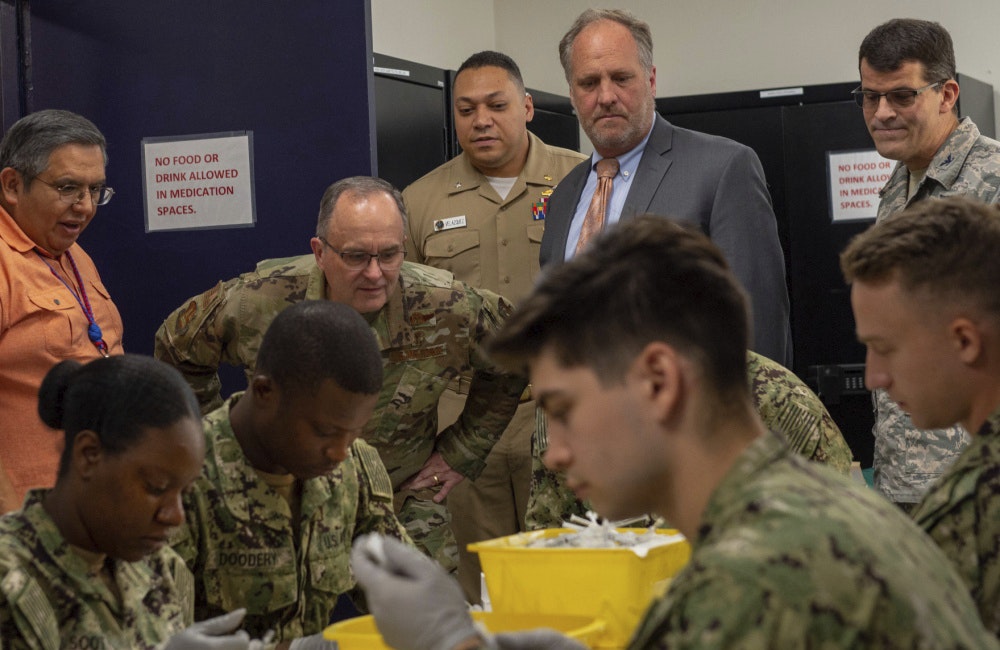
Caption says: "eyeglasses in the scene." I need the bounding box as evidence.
[33,177,115,206]
[318,237,406,270]
[851,81,946,110]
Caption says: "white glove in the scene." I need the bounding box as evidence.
[289,633,338,650]
[350,534,480,650]
[493,630,587,650]
[163,609,252,649]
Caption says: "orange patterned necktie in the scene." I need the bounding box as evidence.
[576,157,619,254]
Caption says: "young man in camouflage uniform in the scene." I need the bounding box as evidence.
[403,50,587,602]
[856,18,1000,509]
[843,196,1000,634]
[525,350,853,529]
[171,301,411,646]
[349,216,996,650]
[155,176,526,574]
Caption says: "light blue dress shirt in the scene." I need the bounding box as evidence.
[564,123,655,260]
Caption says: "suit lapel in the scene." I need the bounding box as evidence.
[547,160,590,263]
[622,115,674,221]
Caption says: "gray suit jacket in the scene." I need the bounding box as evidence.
[540,115,792,366]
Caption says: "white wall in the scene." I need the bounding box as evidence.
[371,0,496,71]
[372,0,1000,136]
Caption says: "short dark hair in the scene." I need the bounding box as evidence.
[38,355,200,478]
[0,109,107,186]
[254,300,383,397]
[558,9,654,81]
[841,196,1000,318]
[489,216,750,404]
[455,51,525,92]
[316,176,406,237]
[858,18,956,83]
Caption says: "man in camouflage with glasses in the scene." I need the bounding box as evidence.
[155,175,526,574]
[0,109,122,513]
[855,18,1000,511]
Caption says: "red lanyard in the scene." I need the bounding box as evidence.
[36,249,110,357]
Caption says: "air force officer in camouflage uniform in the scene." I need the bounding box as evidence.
[155,177,526,575]
[856,18,1000,509]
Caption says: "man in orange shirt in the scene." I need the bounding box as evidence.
[0,109,123,512]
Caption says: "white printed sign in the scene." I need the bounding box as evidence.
[142,132,256,232]
[827,149,896,222]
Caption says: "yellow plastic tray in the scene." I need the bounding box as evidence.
[323,611,605,649]
[469,528,690,649]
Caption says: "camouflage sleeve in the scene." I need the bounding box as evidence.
[153,279,244,413]
[154,548,196,628]
[524,408,590,530]
[0,545,61,648]
[911,427,1000,634]
[631,565,834,649]
[747,352,852,475]
[436,287,527,479]
[0,571,48,650]
[351,441,412,546]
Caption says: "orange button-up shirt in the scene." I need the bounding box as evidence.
[0,205,123,511]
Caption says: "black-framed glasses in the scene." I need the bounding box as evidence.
[851,81,946,110]
[33,177,115,206]
[318,237,406,270]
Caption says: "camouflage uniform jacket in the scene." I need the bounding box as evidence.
[526,351,852,528]
[0,490,192,649]
[154,255,525,486]
[626,433,997,649]
[912,404,1000,634]
[171,394,411,640]
[872,116,1000,504]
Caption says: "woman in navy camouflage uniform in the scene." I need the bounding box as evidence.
[0,355,251,649]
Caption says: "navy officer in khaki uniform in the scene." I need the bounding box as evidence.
[402,50,586,603]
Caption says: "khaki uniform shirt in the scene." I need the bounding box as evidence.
[626,433,996,649]
[873,117,1000,503]
[403,131,586,303]
[171,395,410,640]
[0,490,191,649]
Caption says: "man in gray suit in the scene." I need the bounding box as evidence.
[540,8,792,366]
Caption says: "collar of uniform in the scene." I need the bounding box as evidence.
[518,131,564,188]
[923,117,980,191]
[911,402,999,525]
[18,489,106,595]
[307,257,331,300]
[205,394,297,528]
[448,153,486,197]
[371,262,455,352]
[449,131,560,203]
[206,394,340,529]
[17,489,164,608]
[0,203,41,254]
[693,431,788,548]
[371,271,408,349]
